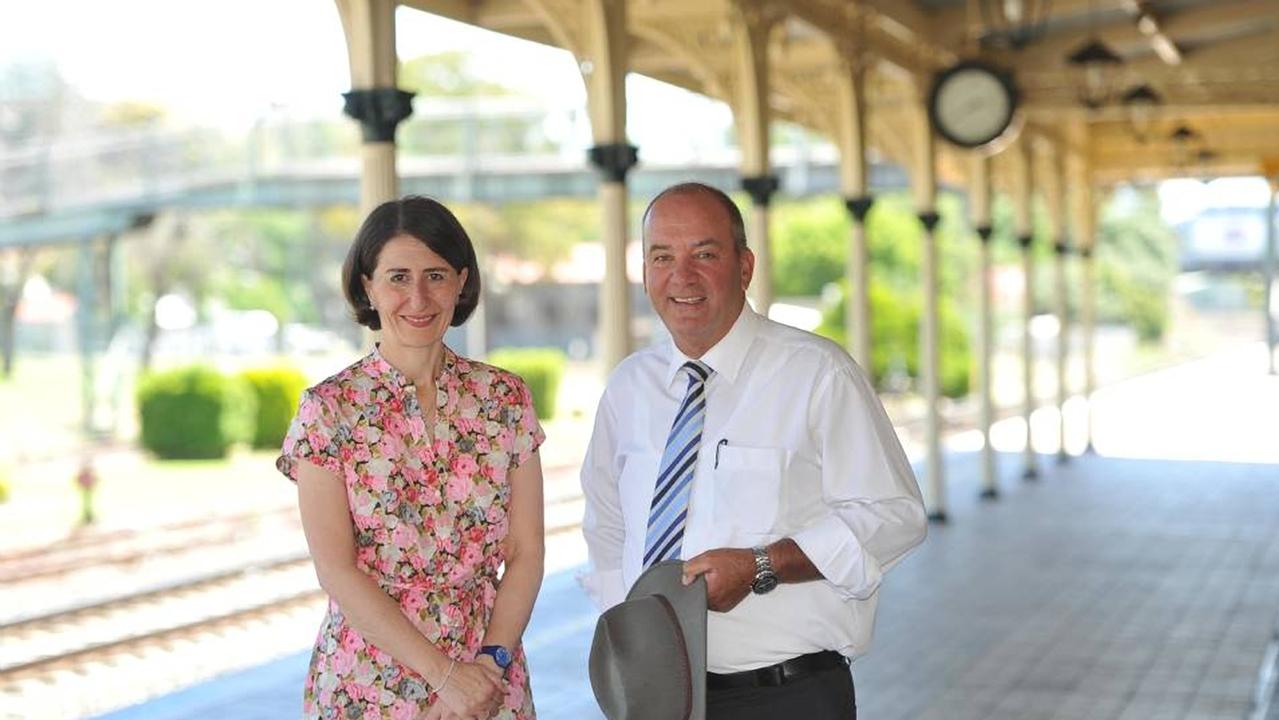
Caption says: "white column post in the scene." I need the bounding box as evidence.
[970,154,998,499]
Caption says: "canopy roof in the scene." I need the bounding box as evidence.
[403,0,1279,185]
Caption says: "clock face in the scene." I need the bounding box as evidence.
[929,62,1018,149]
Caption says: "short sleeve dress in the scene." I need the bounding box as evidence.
[277,345,545,720]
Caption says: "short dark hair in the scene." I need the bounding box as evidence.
[641,182,749,252]
[342,196,482,330]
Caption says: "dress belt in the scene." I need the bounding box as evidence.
[706,650,848,690]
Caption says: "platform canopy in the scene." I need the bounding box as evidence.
[401,0,1279,185]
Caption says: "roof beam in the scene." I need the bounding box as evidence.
[932,0,1130,48]
[1120,0,1181,65]
[991,0,1278,70]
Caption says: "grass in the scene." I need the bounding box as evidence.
[0,352,307,548]
[0,354,94,462]
[0,447,297,551]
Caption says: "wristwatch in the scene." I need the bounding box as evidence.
[750,546,779,595]
[479,644,513,670]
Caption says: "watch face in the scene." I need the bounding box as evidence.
[929,61,1018,149]
[752,574,779,595]
[493,647,513,668]
[482,645,513,669]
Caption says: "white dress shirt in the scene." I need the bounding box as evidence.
[580,306,927,673]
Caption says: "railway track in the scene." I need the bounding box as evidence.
[0,550,326,720]
[0,553,320,680]
[0,594,327,720]
[0,466,590,718]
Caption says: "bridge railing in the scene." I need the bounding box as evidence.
[0,98,591,218]
[1,125,246,216]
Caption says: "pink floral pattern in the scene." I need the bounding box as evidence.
[278,346,544,719]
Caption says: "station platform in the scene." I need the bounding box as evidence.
[94,348,1279,720]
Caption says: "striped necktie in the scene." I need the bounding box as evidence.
[643,360,712,568]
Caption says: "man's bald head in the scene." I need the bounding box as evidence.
[641,182,748,253]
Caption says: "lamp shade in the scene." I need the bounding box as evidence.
[1066,39,1124,109]
[1121,84,1163,142]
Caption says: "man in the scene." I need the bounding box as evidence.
[580,182,927,719]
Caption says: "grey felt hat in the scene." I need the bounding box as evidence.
[588,561,707,720]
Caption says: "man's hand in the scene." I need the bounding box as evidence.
[681,548,756,612]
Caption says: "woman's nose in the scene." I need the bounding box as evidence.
[408,279,433,308]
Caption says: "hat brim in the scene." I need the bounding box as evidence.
[588,560,708,720]
[626,561,706,720]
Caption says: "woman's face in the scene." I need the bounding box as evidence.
[362,234,468,353]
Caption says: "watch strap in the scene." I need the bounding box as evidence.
[751,546,779,594]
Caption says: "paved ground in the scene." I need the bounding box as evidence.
[94,346,1279,720]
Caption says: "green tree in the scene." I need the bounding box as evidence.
[400,52,512,98]
[1095,188,1177,341]
[124,213,217,369]
[206,210,315,326]
[816,279,972,398]
[397,52,554,156]
[194,207,360,348]
[768,192,976,301]
[770,198,849,297]
[0,59,84,147]
[496,199,599,270]
[766,192,976,397]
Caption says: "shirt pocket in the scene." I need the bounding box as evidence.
[713,445,786,534]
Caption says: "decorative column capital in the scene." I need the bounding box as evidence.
[741,174,780,207]
[342,88,415,143]
[587,143,639,183]
[844,195,875,223]
[917,210,941,232]
[1017,234,1035,249]
[976,224,994,243]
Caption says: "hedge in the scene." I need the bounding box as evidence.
[136,366,256,459]
[487,347,566,421]
[817,280,973,399]
[239,365,309,449]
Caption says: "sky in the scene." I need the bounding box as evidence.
[0,0,733,157]
[1158,177,1275,224]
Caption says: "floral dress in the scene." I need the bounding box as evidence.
[277,345,544,720]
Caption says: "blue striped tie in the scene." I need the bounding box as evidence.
[643,360,712,568]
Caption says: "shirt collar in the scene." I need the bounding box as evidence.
[662,303,760,390]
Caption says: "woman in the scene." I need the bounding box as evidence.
[278,196,545,720]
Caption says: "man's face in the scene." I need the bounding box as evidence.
[642,191,754,358]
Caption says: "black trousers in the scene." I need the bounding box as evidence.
[706,665,856,720]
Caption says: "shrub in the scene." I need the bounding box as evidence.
[136,366,256,459]
[240,365,309,449]
[487,347,566,421]
[817,280,972,398]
